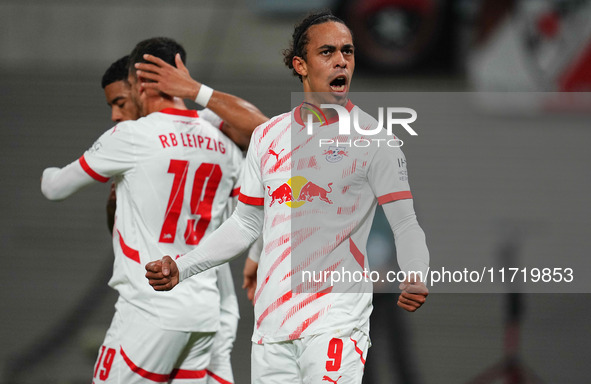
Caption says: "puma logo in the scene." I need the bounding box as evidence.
[268,148,284,161]
[322,375,342,383]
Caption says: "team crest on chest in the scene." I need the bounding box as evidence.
[322,146,348,163]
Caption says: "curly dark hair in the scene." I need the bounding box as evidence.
[283,10,350,82]
[101,55,130,89]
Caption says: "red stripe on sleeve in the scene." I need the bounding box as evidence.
[238,193,264,206]
[79,155,109,183]
[377,191,412,205]
[117,230,140,264]
[230,187,240,197]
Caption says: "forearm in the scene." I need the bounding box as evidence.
[207,91,267,150]
[247,235,263,263]
[382,199,430,277]
[41,160,95,201]
[207,91,267,135]
[176,202,263,281]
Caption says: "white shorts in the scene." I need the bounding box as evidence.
[92,299,215,384]
[205,311,238,384]
[251,329,369,384]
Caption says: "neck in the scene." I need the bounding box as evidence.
[143,96,188,116]
[302,94,349,122]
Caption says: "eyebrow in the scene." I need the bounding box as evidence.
[317,44,336,51]
[108,96,125,106]
[317,44,354,51]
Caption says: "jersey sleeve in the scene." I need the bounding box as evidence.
[367,143,413,205]
[79,123,136,181]
[230,153,244,198]
[238,128,265,206]
[199,108,224,130]
[247,235,263,263]
[41,162,96,200]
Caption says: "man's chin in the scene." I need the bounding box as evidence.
[330,90,349,104]
[307,91,349,107]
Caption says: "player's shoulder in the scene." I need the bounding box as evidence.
[102,118,141,137]
[119,112,162,131]
[248,112,290,154]
[252,111,290,138]
[352,105,405,142]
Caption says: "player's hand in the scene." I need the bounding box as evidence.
[242,257,258,305]
[397,277,429,312]
[135,53,200,100]
[145,256,179,291]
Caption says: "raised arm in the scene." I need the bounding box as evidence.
[145,201,263,291]
[135,53,268,150]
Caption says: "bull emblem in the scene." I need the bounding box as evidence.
[297,182,333,204]
[267,183,293,206]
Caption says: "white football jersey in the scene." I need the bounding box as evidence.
[239,101,413,343]
[81,108,243,332]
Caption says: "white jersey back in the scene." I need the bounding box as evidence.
[239,101,413,343]
[80,108,243,332]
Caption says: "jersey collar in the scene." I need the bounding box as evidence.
[293,99,354,127]
[159,108,199,118]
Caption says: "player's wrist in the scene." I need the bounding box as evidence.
[194,84,214,107]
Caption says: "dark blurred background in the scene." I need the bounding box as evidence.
[1,0,590,383]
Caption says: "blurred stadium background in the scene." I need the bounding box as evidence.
[1,0,590,383]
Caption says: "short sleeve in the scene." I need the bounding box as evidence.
[230,147,244,195]
[367,144,413,205]
[79,123,136,181]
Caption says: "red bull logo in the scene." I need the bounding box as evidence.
[267,176,333,208]
[267,183,293,206]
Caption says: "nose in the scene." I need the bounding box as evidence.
[335,51,347,68]
[111,108,123,123]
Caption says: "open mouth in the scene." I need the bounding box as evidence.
[330,76,347,92]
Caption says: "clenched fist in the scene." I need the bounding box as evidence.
[145,256,179,291]
[397,278,429,312]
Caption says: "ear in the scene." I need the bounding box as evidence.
[293,56,308,78]
[136,76,154,98]
[135,75,146,95]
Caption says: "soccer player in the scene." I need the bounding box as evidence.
[101,55,140,234]
[131,53,264,305]
[102,55,142,124]
[146,11,430,384]
[99,53,266,383]
[42,37,248,383]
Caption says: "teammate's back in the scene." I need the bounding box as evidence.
[83,108,243,331]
